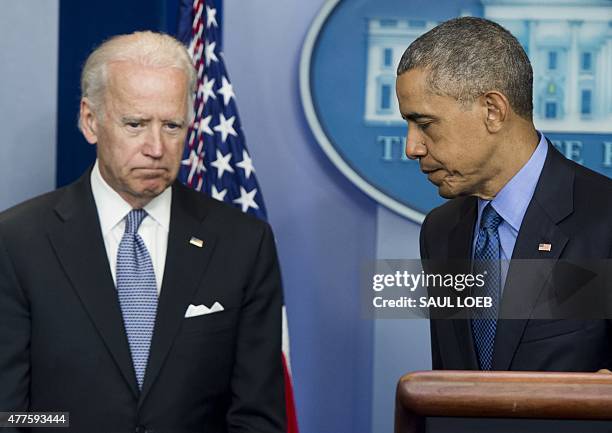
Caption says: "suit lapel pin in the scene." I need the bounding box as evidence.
[189,237,204,248]
[538,243,552,252]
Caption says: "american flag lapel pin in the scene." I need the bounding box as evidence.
[538,243,552,252]
[189,237,204,248]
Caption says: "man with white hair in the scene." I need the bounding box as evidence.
[0,31,286,433]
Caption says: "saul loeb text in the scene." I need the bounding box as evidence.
[363,265,496,319]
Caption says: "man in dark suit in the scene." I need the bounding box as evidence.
[0,31,285,432]
[396,17,612,371]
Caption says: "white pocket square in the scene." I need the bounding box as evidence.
[185,302,225,318]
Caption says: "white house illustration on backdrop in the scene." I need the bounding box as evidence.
[364,0,612,133]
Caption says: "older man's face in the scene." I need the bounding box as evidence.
[81,61,189,207]
[396,68,498,199]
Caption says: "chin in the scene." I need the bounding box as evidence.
[143,184,170,197]
[437,189,458,199]
[137,177,172,193]
[436,181,465,199]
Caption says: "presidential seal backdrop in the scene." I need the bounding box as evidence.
[300,0,612,223]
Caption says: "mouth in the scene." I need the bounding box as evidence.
[421,167,440,175]
[134,167,167,172]
[133,167,169,178]
[421,168,445,185]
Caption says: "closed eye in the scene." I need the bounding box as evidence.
[403,114,435,132]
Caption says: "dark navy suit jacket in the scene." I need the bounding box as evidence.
[421,143,612,371]
[0,171,286,433]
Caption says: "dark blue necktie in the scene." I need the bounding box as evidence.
[116,209,158,389]
[471,203,502,371]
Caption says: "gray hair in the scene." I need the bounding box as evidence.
[79,31,196,130]
[397,17,533,119]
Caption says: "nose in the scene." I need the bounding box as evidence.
[405,123,427,160]
[143,126,164,158]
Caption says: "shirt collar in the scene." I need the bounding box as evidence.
[477,131,548,231]
[90,160,172,235]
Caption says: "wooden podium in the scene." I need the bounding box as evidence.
[395,371,612,433]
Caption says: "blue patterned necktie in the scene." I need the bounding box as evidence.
[471,203,503,371]
[116,209,158,389]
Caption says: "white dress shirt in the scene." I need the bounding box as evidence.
[90,160,171,294]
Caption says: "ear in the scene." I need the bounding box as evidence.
[79,98,99,145]
[482,91,509,133]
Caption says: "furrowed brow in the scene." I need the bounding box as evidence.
[163,118,187,126]
[401,112,434,122]
[121,116,151,123]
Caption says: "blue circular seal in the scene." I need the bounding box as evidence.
[300,0,612,223]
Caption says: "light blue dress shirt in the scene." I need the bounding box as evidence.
[472,132,548,291]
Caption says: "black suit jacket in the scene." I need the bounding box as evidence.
[421,143,612,371]
[0,171,286,433]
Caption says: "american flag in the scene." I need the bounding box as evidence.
[177,0,266,220]
[176,1,299,432]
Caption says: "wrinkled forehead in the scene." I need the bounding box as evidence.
[396,68,431,98]
[396,68,434,115]
[102,62,189,114]
[105,61,187,91]
[396,68,470,122]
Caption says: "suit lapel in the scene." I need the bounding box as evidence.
[138,184,217,407]
[47,172,139,397]
[447,197,478,264]
[492,144,573,370]
[439,197,480,370]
